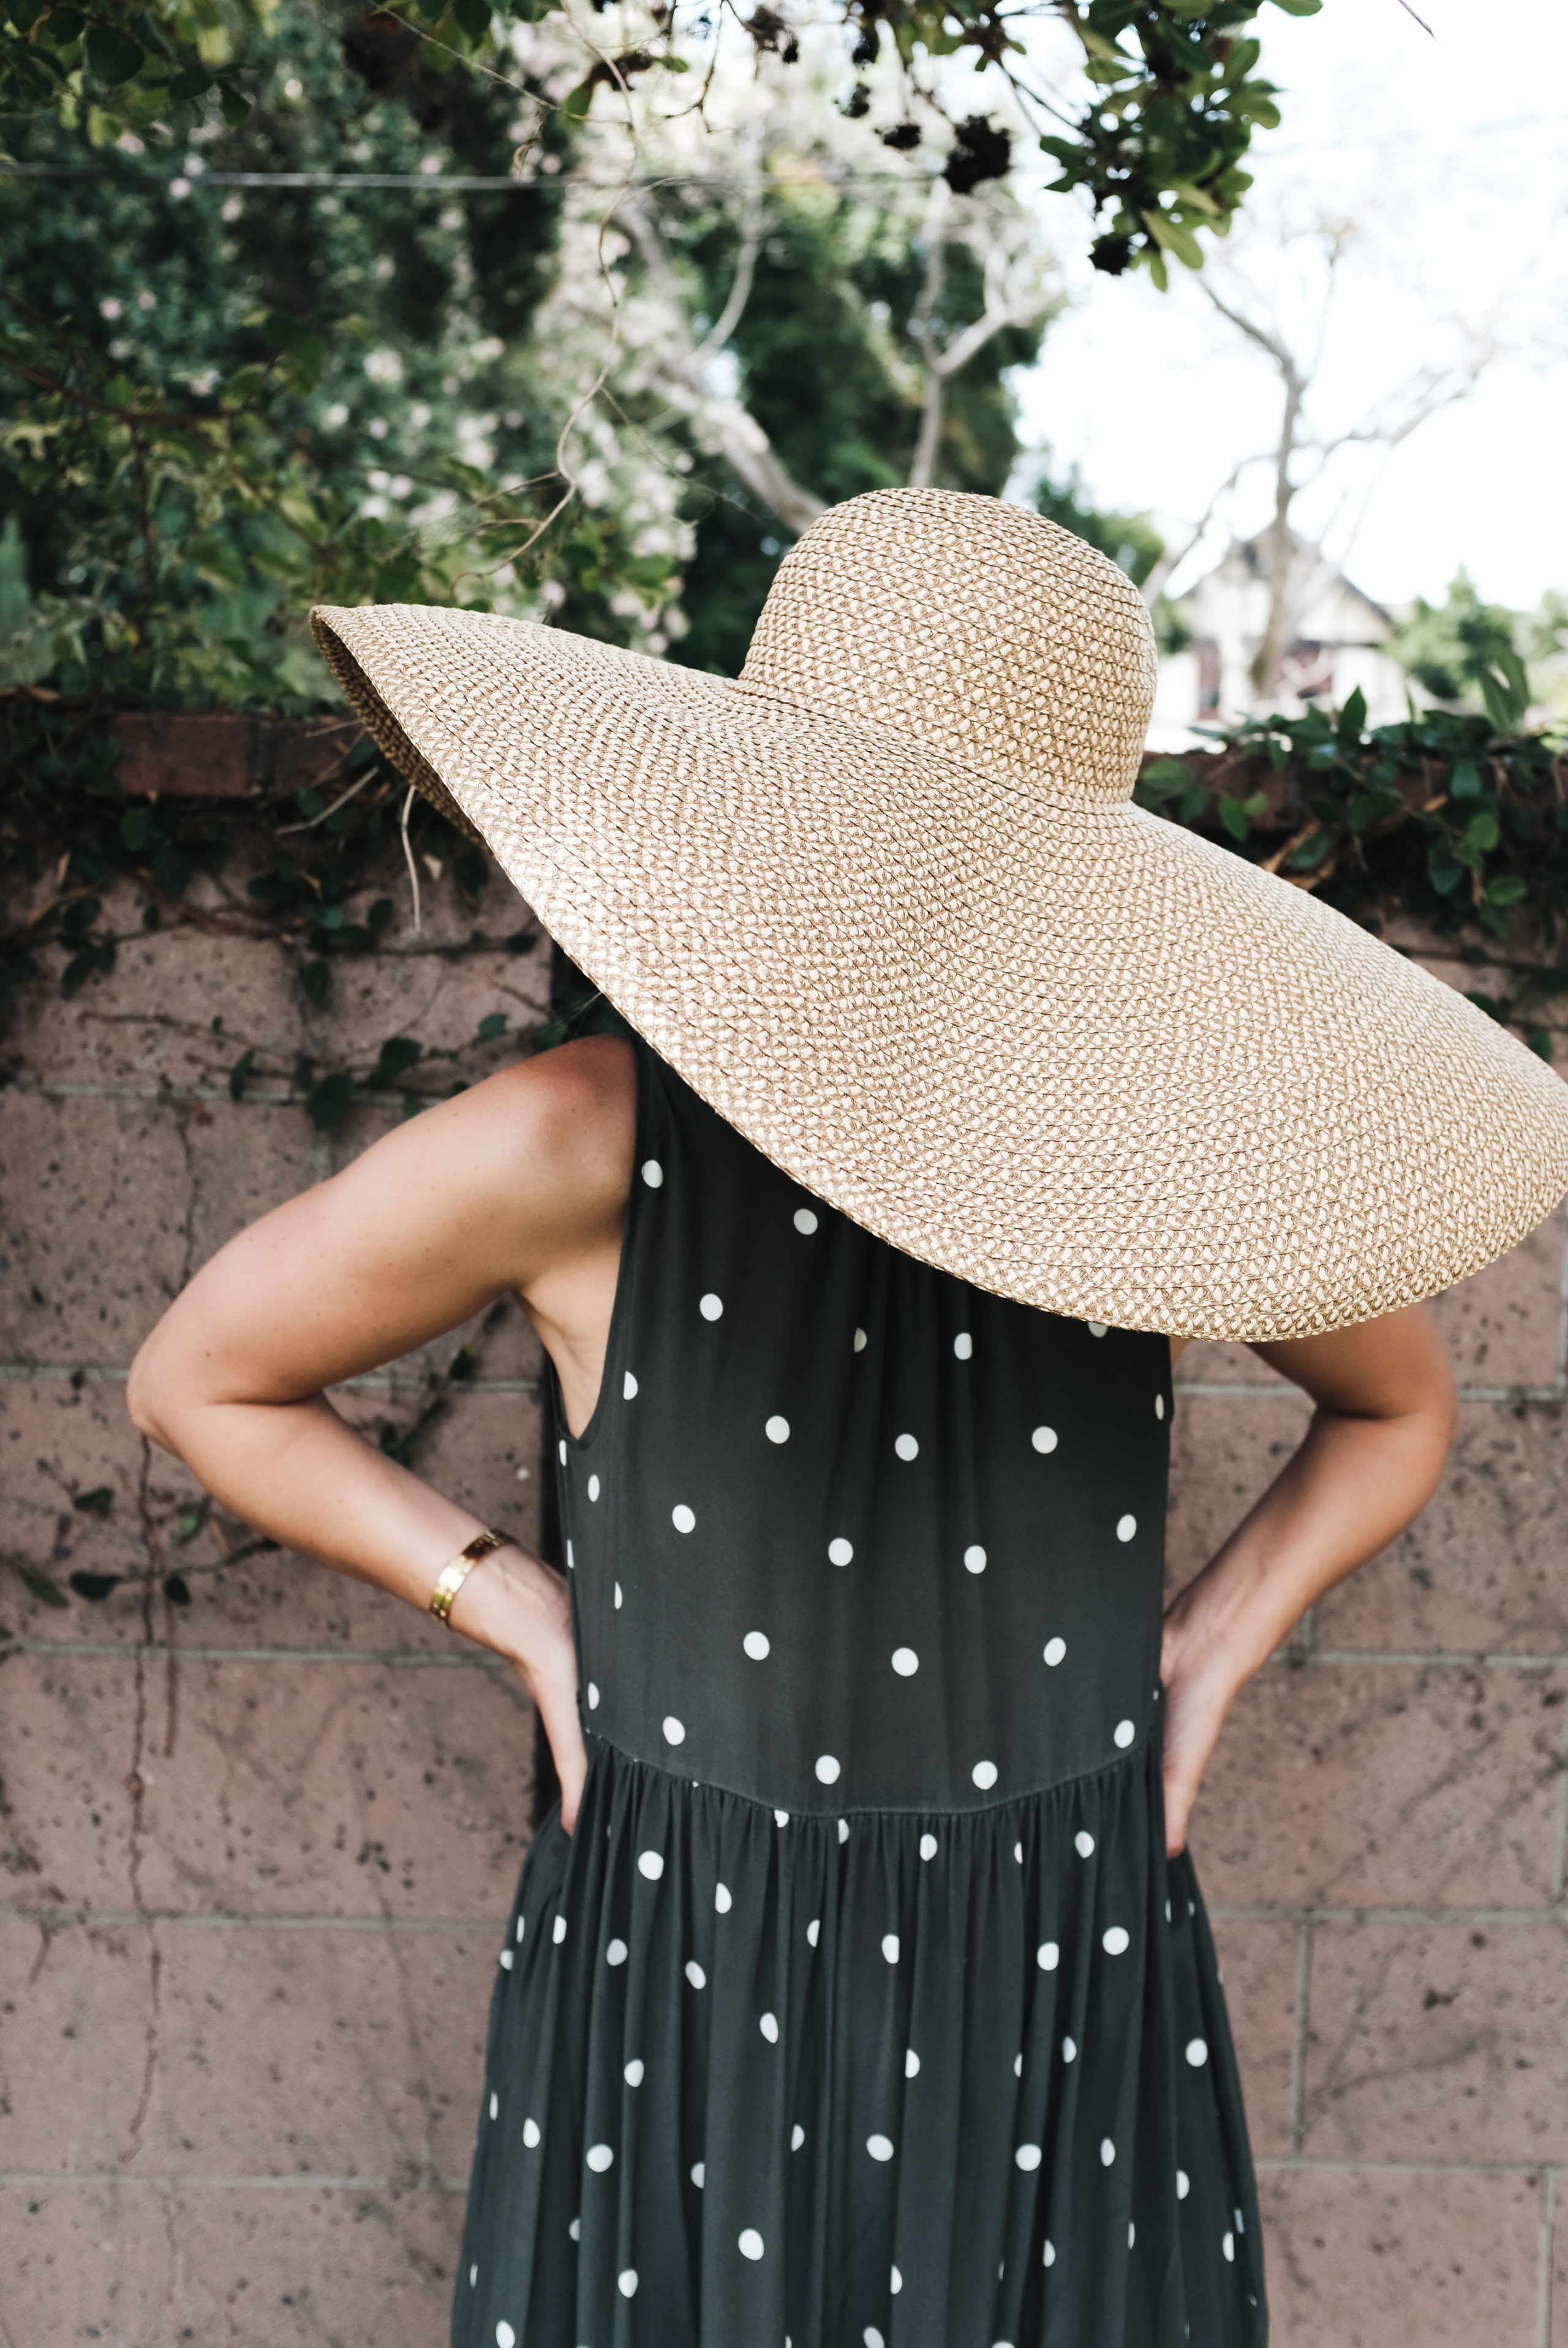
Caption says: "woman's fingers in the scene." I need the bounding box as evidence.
[526,1652,589,1835]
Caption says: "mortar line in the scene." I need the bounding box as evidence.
[1287,1914,1313,2158]
[1253,2156,1568,2177]
[1556,1197,1568,1386]
[1551,1657,1568,1909]
[0,1639,511,1664]
[0,1361,540,1394]
[0,1904,508,1930]
[1208,1901,1567,1925]
[0,2167,472,2191]
[1539,2167,1556,2348]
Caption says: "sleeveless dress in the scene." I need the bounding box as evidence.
[454,1038,1267,2348]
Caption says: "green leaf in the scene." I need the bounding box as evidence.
[476,1011,508,1042]
[1427,843,1465,896]
[1139,756,1195,798]
[1463,810,1501,855]
[228,1048,257,1102]
[1449,759,1482,799]
[119,806,151,853]
[1486,874,1528,907]
[299,956,332,1010]
[1268,0,1324,13]
[1336,685,1367,742]
[73,1484,114,1516]
[309,1071,355,1130]
[374,1035,423,1085]
[1527,1027,1555,1062]
[217,80,251,126]
[1285,830,1333,872]
[171,1507,206,1545]
[19,1565,69,1608]
[84,22,145,84]
[1218,795,1250,840]
[69,1570,122,1601]
[452,0,490,34]
[560,77,596,122]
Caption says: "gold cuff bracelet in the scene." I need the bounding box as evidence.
[429,1527,506,1625]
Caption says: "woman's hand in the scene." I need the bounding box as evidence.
[1159,1609,1248,1859]
[450,1545,589,1833]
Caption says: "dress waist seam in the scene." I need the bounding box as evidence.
[582,1727,1153,1821]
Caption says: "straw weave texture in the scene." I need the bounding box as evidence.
[312,488,1568,1341]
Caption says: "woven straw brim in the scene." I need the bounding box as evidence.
[312,603,1568,1342]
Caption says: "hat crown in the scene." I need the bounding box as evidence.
[739,488,1156,807]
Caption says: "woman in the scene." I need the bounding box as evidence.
[130,489,1568,2347]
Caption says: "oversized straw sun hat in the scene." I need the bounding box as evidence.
[312,486,1568,1342]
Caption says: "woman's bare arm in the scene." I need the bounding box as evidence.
[127,1035,636,1831]
[1159,1304,1460,1855]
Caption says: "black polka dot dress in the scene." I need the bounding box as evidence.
[454,1039,1267,2348]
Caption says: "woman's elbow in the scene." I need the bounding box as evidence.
[126,1331,183,1453]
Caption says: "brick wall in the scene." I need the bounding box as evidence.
[2,885,1564,2346]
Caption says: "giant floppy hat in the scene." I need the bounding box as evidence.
[312,486,1568,1342]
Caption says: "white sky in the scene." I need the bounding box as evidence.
[1006,0,1568,613]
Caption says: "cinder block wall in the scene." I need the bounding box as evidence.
[2,886,1564,2346]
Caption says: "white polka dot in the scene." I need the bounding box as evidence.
[606,1938,627,1966]
[760,2011,779,2042]
[837,1818,850,1844]
[1129,2221,1136,2249]
[699,1292,723,1321]
[587,1682,600,1710]
[1102,1925,1131,1955]
[1014,2052,1022,2077]
[523,2116,541,2146]
[623,1371,639,1400]
[489,2091,499,2119]
[894,1432,919,1461]
[1075,1829,1095,1857]
[775,1809,790,1827]
[891,2264,903,2293]
[1037,1940,1060,1971]
[568,2216,580,2240]
[866,2134,894,2162]
[1222,2232,1235,2263]
[614,1581,623,1608]
[1031,1425,1058,1454]
[1235,2206,1245,2233]
[881,1933,900,1964]
[557,1439,567,1465]
[739,2227,764,2260]
[854,1327,867,1353]
[685,1960,706,1988]
[638,1850,665,1881]
[641,1159,663,1188]
[1042,2239,1056,2267]
[806,1917,820,1946]
[470,2263,478,2287]
[1185,2036,1209,2067]
[1155,1392,1165,1421]
[864,2332,885,2348]
[905,2047,920,2078]
[587,1474,600,1503]
[586,2143,614,2172]
[517,1914,527,1942]
[1062,2034,1077,2063]
[891,1646,919,1676]
[972,1759,998,1790]
[1015,2143,1042,2171]
[1114,1718,1136,1748]
[671,1504,695,1534]
[1166,1898,1172,1923]
[793,1207,819,1234]
[791,2122,805,2150]
[499,1948,513,1970]
[828,1537,854,1566]
[552,1915,567,1944]
[765,1414,791,1444]
[1086,1319,1107,1337]
[1116,1513,1137,1542]
[1100,2137,1116,2166]
[1177,2167,1190,2199]
[919,1832,938,1861]
[618,2268,638,2297]
[496,2324,515,2348]
[954,1331,973,1360]
[715,1882,733,1914]
[741,1629,771,1660]
[623,2058,644,2086]
[1014,1841,1023,1863]
[964,1544,987,1573]
[815,1754,841,1785]
[691,2161,705,2188]
[662,1716,685,1746]
[1044,1636,1066,1666]
[565,1539,575,1571]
